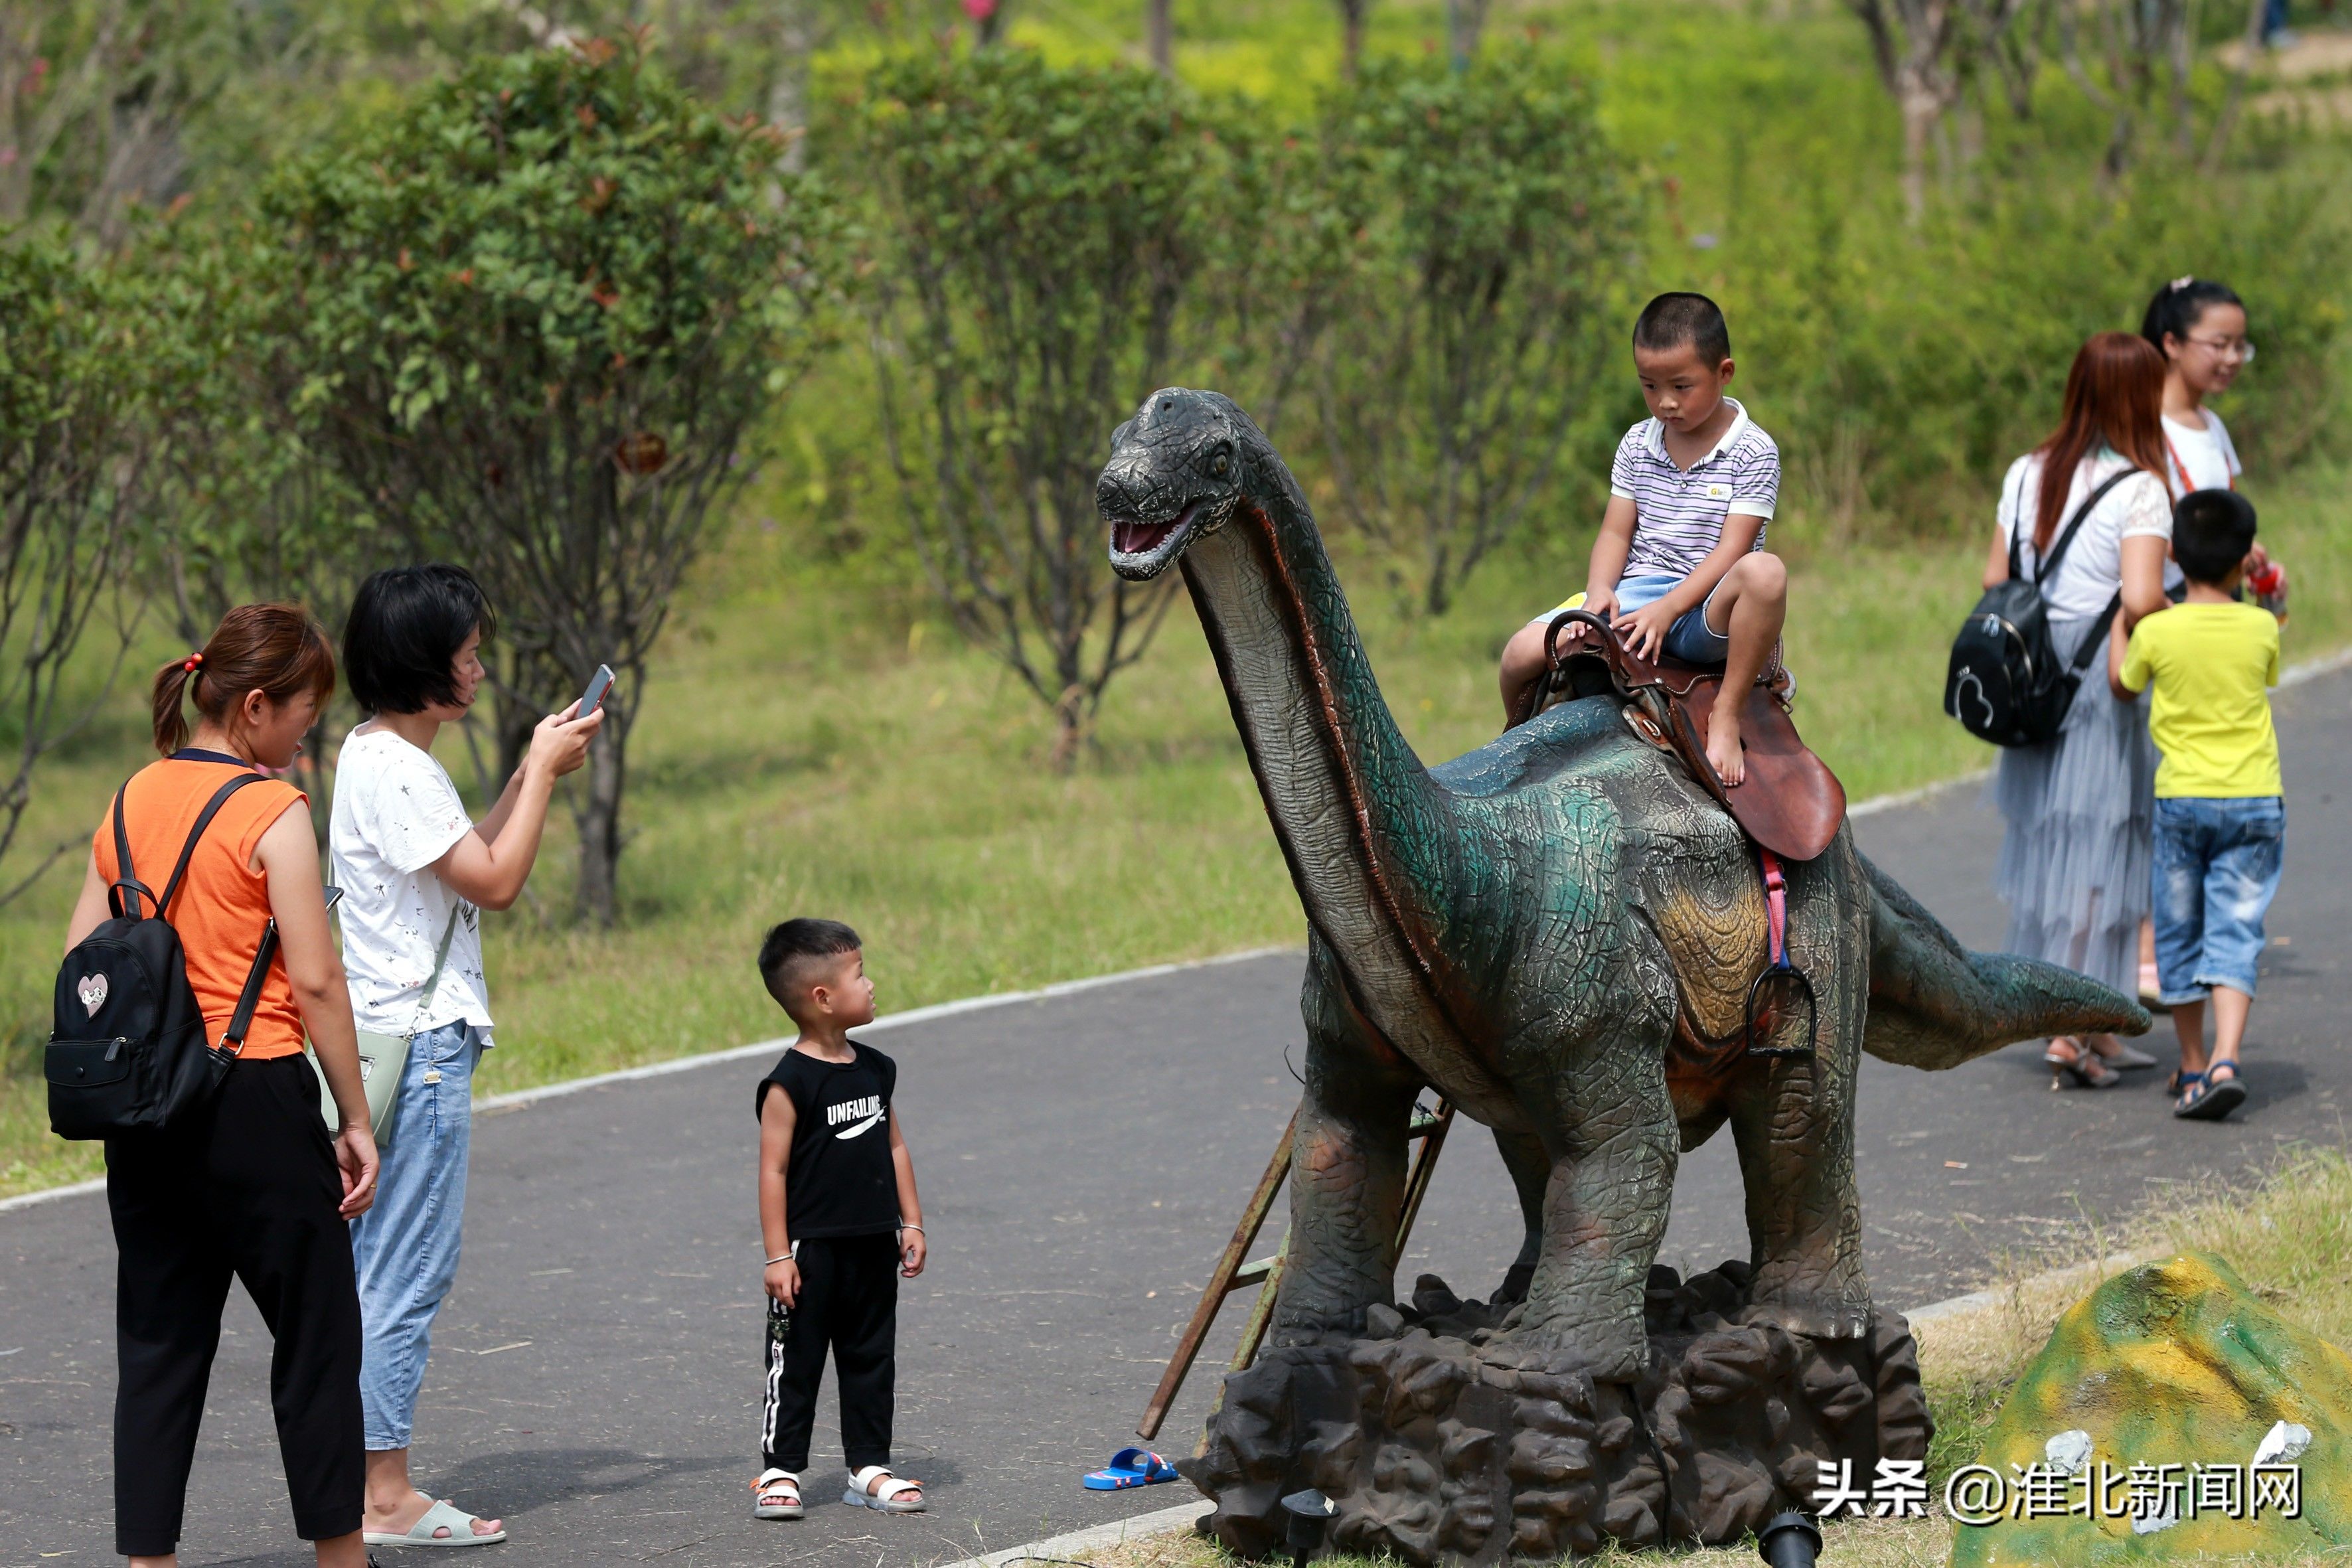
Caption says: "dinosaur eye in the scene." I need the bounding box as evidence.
[1210,448,1231,477]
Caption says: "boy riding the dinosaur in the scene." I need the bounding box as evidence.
[1498,292,1786,787]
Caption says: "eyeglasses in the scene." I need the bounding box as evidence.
[2185,335,2256,362]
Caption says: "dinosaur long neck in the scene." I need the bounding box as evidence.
[1180,479,1464,1035]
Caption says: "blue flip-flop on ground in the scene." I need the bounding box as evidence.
[1083,1447,1180,1489]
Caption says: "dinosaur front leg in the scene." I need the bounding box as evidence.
[1271,969,1423,1346]
[1491,1127,1549,1304]
[1507,1030,1679,1380]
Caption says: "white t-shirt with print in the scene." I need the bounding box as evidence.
[1996,449,2171,621]
[329,725,493,1042]
[2161,408,2242,498]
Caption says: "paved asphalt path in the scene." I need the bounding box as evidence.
[6,666,2347,1568]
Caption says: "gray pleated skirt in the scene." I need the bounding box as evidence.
[1988,615,2156,998]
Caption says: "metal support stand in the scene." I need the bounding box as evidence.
[1135,1098,1455,1443]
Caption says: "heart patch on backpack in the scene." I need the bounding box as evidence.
[78,974,108,1016]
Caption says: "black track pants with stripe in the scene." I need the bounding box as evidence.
[761,1233,899,1474]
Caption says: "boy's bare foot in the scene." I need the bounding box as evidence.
[1707,706,1745,786]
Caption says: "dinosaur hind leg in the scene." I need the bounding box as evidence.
[1731,848,1873,1338]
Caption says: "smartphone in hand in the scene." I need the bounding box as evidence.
[578,665,615,720]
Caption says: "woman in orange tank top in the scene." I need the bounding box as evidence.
[60,605,377,1568]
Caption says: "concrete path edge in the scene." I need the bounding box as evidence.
[934,1498,1212,1568]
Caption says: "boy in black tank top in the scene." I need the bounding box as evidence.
[748,920,928,1521]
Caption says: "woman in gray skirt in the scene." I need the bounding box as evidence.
[1982,332,2175,1087]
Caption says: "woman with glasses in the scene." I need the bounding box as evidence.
[2142,277,2252,499]
[2136,277,2279,1007]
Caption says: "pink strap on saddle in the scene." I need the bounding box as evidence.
[1761,848,1788,969]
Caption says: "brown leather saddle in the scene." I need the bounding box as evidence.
[1512,608,1847,865]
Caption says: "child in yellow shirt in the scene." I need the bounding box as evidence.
[2112,489,2281,1121]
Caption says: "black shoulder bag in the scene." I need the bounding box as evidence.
[1944,469,2135,748]
[47,774,285,1139]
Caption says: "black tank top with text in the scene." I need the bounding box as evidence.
[757,1041,900,1239]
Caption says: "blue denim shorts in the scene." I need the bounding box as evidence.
[2151,796,2284,1004]
[1531,572,1731,665]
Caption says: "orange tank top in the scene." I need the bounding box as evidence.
[90,754,310,1060]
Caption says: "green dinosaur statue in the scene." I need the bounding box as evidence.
[1099,387,2148,1380]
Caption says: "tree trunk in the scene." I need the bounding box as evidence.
[1445,0,1486,67]
[1898,74,1939,222]
[1049,684,1091,772]
[767,0,813,176]
[493,680,538,799]
[1340,0,1366,77]
[572,721,627,927]
[1148,0,1172,73]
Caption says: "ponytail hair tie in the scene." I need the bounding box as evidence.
[183,653,204,672]
[2169,275,2196,291]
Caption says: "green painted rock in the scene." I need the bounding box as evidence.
[1950,1251,2352,1565]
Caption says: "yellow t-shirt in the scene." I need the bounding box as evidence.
[2118,600,2282,798]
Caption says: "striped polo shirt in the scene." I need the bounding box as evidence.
[1610,398,1780,579]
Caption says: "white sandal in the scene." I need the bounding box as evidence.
[844,1464,925,1513]
[362,1498,507,1547]
[751,1468,804,1520]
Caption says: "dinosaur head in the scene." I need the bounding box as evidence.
[1099,387,1261,581]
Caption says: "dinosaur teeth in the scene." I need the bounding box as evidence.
[1111,518,1181,555]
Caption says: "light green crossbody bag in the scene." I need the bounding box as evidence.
[312,902,459,1146]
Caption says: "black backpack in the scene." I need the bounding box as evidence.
[1944,469,2135,748]
[47,774,285,1140]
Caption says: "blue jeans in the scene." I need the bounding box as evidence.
[1612,572,1733,665]
[2151,797,2284,1004]
[349,1021,484,1450]
[1526,575,1732,664]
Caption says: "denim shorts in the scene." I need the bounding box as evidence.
[2151,796,2284,1004]
[1530,573,1731,665]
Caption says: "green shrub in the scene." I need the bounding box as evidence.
[1309,50,1637,615]
[842,48,1253,760]
[258,35,840,922]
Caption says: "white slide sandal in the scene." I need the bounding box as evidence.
[751,1468,805,1520]
[843,1464,926,1513]
[363,1498,507,1547]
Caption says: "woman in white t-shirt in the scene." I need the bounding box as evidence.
[2142,276,2249,499]
[333,565,602,1548]
[1982,333,2173,1089]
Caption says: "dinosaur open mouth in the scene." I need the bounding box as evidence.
[1108,500,1203,567]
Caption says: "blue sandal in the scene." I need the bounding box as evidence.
[1083,1447,1179,1489]
[2175,1061,2246,1121]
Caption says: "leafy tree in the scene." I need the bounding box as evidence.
[1842,0,2036,218]
[1310,52,1632,617]
[849,49,1243,765]
[131,211,386,830]
[0,231,159,902]
[264,36,838,925]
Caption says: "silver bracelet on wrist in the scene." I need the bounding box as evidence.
[899,1223,923,1235]
[767,1254,792,1267]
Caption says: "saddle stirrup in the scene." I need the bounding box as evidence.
[1744,847,1818,1060]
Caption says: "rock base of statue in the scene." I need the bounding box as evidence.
[1180,1261,1930,1565]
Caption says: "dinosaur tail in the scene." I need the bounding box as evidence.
[1861,851,2150,1071]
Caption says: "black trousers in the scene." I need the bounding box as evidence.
[105,1053,364,1556]
[761,1233,900,1473]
